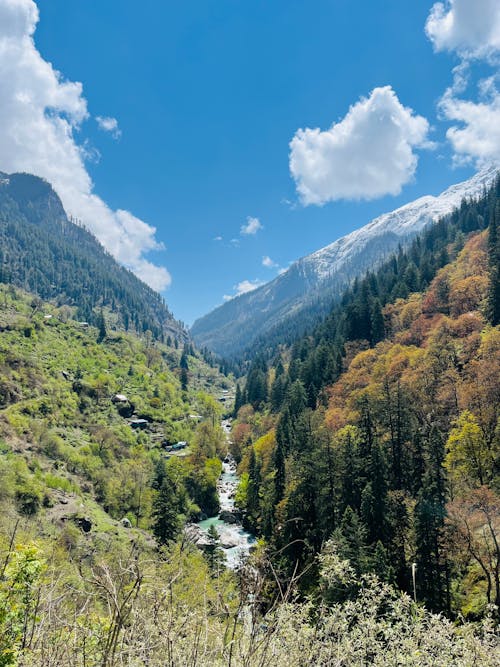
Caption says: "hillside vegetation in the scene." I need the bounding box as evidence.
[231,180,500,619]
[0,178,498,665]
[0,172,184,340]
[0,285,232,534]
[0,253,497,664]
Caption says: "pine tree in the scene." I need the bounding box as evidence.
[270,374,287,412]
[205,525,226,575]
[487,203,500,325]
[370,298,385,344]
[361,441,387,544]
[371,540,394,583]
[273,439,286,505]
[180,346,189,370]
[180,367,188,392]
[152,480,181,544]
[247,448,261,528]
[414,471,446,611]
[233,383,244,416]
[97,309,107,343]
[332,506,368,575]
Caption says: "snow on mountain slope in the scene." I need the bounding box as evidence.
[301,164,497,281]
[191,166,498,357]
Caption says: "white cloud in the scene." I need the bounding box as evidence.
[240,216,263,235]
[0,0,170,291]
[223,278,265,301]
[425,0,500,59]
[289,86,431,205]
[439,83,500,164]
[262,255,278,268]
[213,235,223,241]
[234,279,264,295]
[96,115,121,139]
[424,2,500,166]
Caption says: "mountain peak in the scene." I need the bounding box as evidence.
[0,171,185,342]
[191,167,498,357]
[0,171,67,228]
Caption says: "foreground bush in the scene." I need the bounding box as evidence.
[1,535,496,667]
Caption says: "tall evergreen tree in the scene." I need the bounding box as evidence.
[414,428,447,612]
[487,203,500,325]
[205,525,226,575]
[233,383,244,416]
[97,309,107,343]
[370,298,385,344]
[152,480,181,544]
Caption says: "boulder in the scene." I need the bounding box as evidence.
[219,510,240,524]
[220,538,239,549]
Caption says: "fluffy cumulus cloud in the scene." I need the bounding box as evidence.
[426,0,500,59]
[425,2,500,166]
[440,83,500,164]
[289,86,430,205]
[240,216,263,235]
[96,115,121,139]
[0,0,170,291]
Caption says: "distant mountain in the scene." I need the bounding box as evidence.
[0,172,184,341]
[191,166,498,358]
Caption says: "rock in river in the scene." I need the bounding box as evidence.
[219,510,241,524]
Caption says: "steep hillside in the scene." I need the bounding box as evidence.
[0,285,232,531]
[192,166,497,358]
[231,182,499,617]
[0,172,184,341]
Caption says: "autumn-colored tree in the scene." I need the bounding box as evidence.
[445,411,491,488]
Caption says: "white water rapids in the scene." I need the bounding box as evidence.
[197,420,256,569]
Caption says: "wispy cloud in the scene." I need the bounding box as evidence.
[240,216,263,235]
[262,255,278,269]
[223,278,265,301]
[96,115,121,139]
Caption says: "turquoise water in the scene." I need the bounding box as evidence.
[197,458,255,568]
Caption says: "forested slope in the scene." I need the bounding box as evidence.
[0,172,184,341]
[232,177,500,617]
[0,283,497,665]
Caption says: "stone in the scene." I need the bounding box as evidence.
[219,510,240,524]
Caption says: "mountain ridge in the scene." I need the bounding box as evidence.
[191,165,498,358]
[0,171,185,342]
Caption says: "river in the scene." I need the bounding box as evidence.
[197,419,256,569]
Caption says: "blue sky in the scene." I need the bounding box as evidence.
[1,1,500,324]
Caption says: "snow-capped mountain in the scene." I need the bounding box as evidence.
[191,166,498,358]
